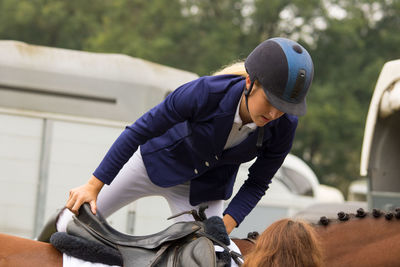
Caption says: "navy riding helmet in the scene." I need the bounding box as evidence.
[245,37,314,116]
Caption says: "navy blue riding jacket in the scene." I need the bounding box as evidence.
[93,75,298,226]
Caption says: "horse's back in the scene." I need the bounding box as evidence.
[0,233,62,267]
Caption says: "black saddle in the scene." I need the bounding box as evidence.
[60,203,242,267]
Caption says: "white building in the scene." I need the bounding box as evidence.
[0,40,198,238]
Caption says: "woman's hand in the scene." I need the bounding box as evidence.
[66,175,104,215]
[223,213,238,235]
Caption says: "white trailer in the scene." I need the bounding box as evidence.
[360,59,400,210]
[0,40,198,238]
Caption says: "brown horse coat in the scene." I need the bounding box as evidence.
[314,213,400,267]
[0,233,62,267]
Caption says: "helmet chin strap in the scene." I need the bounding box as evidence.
[244,80,254,112]
[244,80,264,149]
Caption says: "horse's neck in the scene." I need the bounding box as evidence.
[314,216,400,267]
[231,238,255,256]
[315,216,400,242]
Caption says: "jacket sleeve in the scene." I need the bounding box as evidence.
[93,77,210,184]
[223,117,298,226]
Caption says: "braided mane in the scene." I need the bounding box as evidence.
[317,208,400,226]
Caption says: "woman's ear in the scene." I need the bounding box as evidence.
[245,75,251,89]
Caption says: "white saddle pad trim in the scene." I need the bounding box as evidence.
[63,253,121,267]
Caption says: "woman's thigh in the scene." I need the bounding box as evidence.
[95,148,224,222]
[96,149,161,218]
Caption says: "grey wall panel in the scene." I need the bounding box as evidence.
[44,120,131,233]
[0,114,43,237]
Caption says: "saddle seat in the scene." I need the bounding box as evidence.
[68,203,201,250]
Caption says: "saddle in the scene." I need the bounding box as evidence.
[57,203,242,267]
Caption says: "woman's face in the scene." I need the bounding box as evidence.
[246,76,284,127]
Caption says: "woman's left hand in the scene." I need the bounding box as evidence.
[223,214,238,235]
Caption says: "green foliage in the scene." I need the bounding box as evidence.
[1,0,399,196]
[291,0,400,194]
[0,0,111,48]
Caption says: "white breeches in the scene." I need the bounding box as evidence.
[95,147,224,221]
[58,148,224,231]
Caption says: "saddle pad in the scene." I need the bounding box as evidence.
[203,216,230,246]
[50,232,123,266]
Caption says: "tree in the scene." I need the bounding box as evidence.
[0,0,109,49]
[292,0,400,194]
[1,0,400,196]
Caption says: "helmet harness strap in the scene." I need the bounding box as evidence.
[244,80,254,113]
[244,79,264,150]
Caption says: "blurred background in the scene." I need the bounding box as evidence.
[1,0,400,238]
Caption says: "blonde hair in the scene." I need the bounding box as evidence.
[212,61,247,77]
[242,219,323,267]
[213,61,262,88]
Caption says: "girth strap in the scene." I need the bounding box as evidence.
[196,231,243,266]
[148,243,172,267]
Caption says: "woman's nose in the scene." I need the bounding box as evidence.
[268,107,284,120]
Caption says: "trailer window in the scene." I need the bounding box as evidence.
[276,167,314,197]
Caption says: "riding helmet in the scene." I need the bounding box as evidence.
[245,37,314,116]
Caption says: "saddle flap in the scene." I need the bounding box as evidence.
[176,236,216,267]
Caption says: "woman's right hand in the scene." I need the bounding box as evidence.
[66,175,104,215]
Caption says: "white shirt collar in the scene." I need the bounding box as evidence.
[234,96,257,131]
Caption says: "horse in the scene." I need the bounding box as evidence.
[0,203,240,267]
[0,233,245,267]
[0,233,248,267]
[232,208,400,267]
[0,232,248,267]
[2,207,400,267]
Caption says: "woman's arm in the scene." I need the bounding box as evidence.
[66,77,211,214]
[224,116,298,227]
[223,213,238,234]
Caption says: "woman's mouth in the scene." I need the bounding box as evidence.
[262,116,270,123]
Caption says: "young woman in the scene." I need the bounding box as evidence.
[64,37,314,234]
[242,219,323,267]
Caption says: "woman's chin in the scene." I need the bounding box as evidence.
[255,121,268,127]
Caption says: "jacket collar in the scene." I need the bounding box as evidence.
[213,79,246,153]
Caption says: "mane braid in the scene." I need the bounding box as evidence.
[373,209,383,218]
[356,208,366,218]
[337,211,350,221]
[385,213,394,220]
[319,216,329,226]
[247,231,260,240]
[396,210,400,219]
[317,206,400,226]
